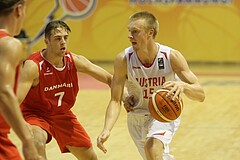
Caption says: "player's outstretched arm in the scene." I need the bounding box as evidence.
[72,53,112,87]
[97,51,127,153]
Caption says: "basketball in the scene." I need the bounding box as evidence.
[148,89,183,122]
[60,0,96,16]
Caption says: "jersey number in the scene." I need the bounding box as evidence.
[55,92,65,107]
[143,88,154,99]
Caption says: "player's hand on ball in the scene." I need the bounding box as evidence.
[123,95,135,112]
[162,81,184,100]
[97,130,110,153]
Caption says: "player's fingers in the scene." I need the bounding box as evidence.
[172,87,181,100]
[129,95,135,106]
[97,132,110,152]
[97,135,103,144]
[124,103,131,112]
[97,142,107,153]
[125,107,132,112]
[167,85,177,97]
[124,95,135,112]
[125,104,134,111]
[178,92,182,101]
[178,87,184,100]
[97,137,103,147]
[97,137,107,153]
[163,81,171,86]
[162,82,174,91]
[124,95,135,106]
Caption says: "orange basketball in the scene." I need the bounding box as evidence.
[60,0,96,17]
[61,0,90,13]
[148,89,183,122]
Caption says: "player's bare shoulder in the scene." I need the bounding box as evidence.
[116,50,126,60]
[114,51,126,67]
[71,52,93,72]
[0,37,22,60]
[72,53,86,63]
[113,50,127,76]
[170,49,184,61]
[71,52,81,59]
[169,49,188,71]
[22,59,39,81]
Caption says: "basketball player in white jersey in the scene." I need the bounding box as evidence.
[97,11,205,160]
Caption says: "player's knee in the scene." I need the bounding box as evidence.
[32,135,46,151]
[31,127,47,150]
[88,149,98,160]
[67,146,98,160]
[84,149,97,160]
[144,138,159,151]
[144,138,164,160]
[89,153,97,160]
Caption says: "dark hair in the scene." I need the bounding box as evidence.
[0,0,25,15]
[130,11,159,39]
[44,20,71,39]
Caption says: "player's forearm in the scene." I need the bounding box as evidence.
[88,64,112,87]
[0,89,32,143]
[103,100,121,132]
[183,82,205,102]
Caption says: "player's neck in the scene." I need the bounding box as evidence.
[42,49,65,68]
[0,19,14,36]
[137,43,159,65]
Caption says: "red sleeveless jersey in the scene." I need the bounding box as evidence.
[0,31,20,133]
[21,50,79,115]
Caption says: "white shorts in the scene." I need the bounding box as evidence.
[127,113,180,160]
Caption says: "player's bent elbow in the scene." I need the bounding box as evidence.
[201,95,205,102]
[198,93,205,102]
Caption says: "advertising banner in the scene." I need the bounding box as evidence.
[22,0,240,62]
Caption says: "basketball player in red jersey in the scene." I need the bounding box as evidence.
[17,20,112,160]
[0,0,42,160]
[97,11,205,160]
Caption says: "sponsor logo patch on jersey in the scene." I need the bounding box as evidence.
[44,67,53,76]
[158,57,164,70]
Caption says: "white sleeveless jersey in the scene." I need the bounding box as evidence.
[125,43,177,114]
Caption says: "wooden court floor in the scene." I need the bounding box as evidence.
[9,63,240,160]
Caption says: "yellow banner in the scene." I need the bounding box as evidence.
[21,0,240,62]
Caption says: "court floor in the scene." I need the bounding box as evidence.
[9,63,240,160]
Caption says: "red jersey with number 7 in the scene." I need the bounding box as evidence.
[21,50,79,115]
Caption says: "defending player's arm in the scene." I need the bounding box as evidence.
[72,53,112,87]
[163,49,205,102]
[17,59,39,104]
[0,39,36,154]
[97,51,127,153]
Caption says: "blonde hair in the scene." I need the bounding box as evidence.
[130,11,159,39]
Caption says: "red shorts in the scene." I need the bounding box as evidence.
[0,132,22,160]
[0,115,11,134]
[23,110,92,153]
